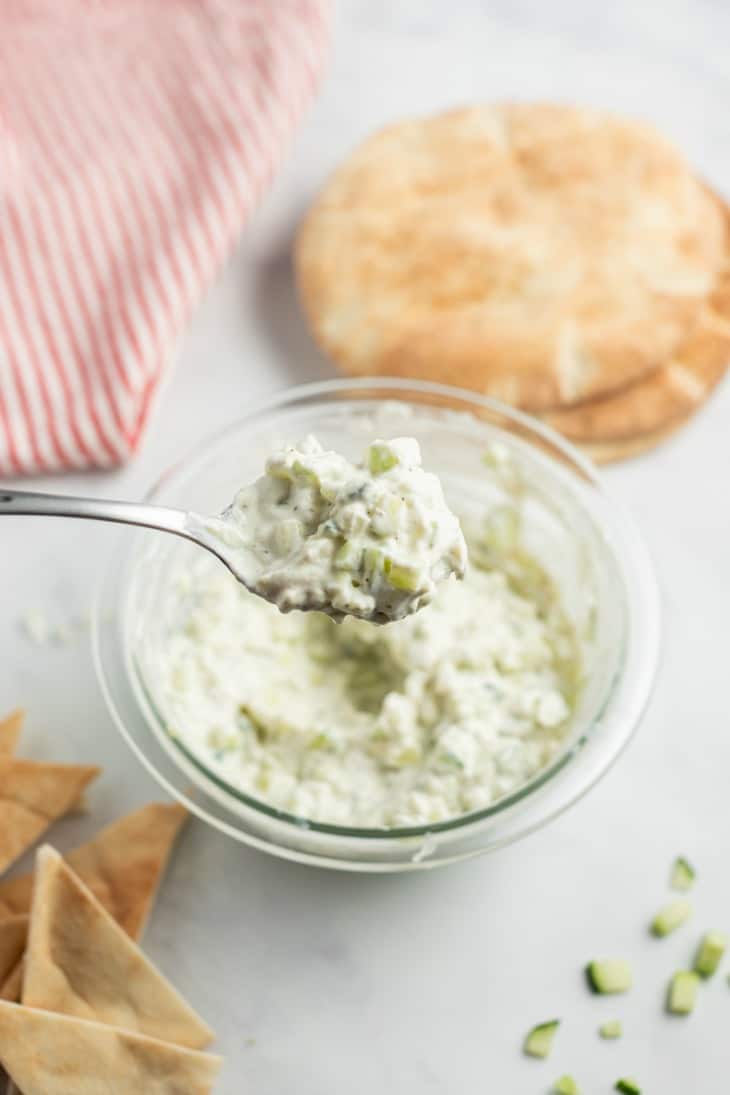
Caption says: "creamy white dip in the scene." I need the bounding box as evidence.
[215,435,466,623]
[147,507,577,829]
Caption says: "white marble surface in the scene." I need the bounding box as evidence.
[3,2,730,1090]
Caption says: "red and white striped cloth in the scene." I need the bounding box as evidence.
[0,0,329,476]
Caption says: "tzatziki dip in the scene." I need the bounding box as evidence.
[216,435,467,623]
[145,486,578,829]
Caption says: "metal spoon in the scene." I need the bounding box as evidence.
[0,487,255,587]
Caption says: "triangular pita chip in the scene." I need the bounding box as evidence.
[0,712,23,756]
[0,1002,221,1095]
[24,847,213,1049]
[0,759,100,876]
[0,803,187,937]
[0,918,27,986]
[0,712,88,818]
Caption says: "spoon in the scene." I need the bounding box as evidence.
[0,487,255,587]
[1,438,466,624]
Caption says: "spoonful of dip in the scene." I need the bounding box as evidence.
[1,436,466,624]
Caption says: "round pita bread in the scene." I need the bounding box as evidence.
[578,418,688,464]
[296,103,728,410]
[543,265,730,441]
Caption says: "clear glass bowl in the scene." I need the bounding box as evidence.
[93,378,660,872]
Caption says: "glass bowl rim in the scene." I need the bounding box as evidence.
[93,377,661,856]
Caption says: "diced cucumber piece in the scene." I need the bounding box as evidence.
[368,442,399,475]
[363,547,384,575]
[670,856,696,892]
[694,931,727,978]
[291,459,320,485]
[667,970,699,1015]
[585,960,633,995]
[615,1080,641,1094]
[393,747,420,767]
[523,1019,560,1058]
[553,1076,580,1094]
[271,518,301,556]
[650,899,692,937]
[334,540,361,571]
[386,495,405,522]
[598,1020,623,1040]
[483,506,520,553]
[268,462,294,481]
[383,558,420,592]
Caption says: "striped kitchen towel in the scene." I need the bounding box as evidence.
[0,0,330,476]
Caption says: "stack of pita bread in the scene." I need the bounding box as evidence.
[0,711,221,1094]
[296,103,730,462]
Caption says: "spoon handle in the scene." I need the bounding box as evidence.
[0,487,190,538]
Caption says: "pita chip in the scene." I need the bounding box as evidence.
[0,803,187,937]
[0,712,89,819]
[0,1002,221,1095]
[0,759,100,876]
[24,847,213,1049]
[0,919,26,987]
[0,713,23,756]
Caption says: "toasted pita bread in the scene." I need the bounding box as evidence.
[543,259,730,441]
[0,919,27,987]
[0,960,21,1003]
[578,416,687,464]
[0,1002,221,1095]
[0,759,100,876]
[23,847,213,1049]
[297,103,728,410]
[0,712,23,756]
[0,803,187,937]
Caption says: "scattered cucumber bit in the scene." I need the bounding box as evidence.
[667,970,700,1015]
[585,960,633,995]
[670,856,696,893]
[599,1020,623,1040]
[694,931,727,978]
[615,1080,641,1094]
[553,1076,580,1095]
[523,1019,560,1058]
[650,898,692,937]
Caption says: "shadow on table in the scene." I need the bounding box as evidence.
[177,812,509,911]
[251,219,336,387]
